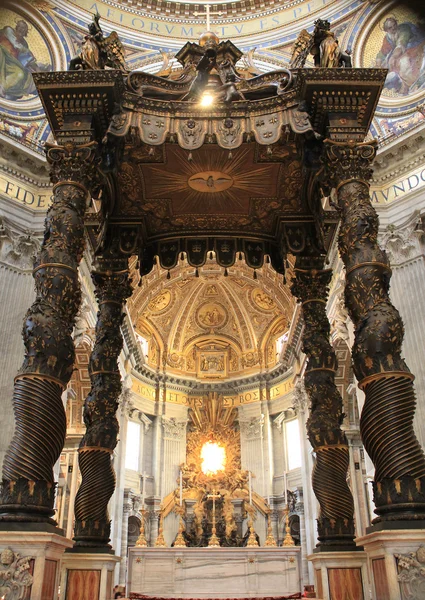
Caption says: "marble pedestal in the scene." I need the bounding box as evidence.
[308,551,369,600]
[356,529,425,600]
[60,553,121,600]
[127,547,301,598]
[0,530,73,599]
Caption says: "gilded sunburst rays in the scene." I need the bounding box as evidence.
[144,145,279,215]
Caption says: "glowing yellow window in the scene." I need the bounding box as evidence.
[201,442,226,475]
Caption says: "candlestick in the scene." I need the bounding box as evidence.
[136,508,148,547]
[155,505,167,547]
[248,471,252,505]
[247,520,259,547]
[179,469,183,506]
[264,512,277,547]
[207,489,220,547]
[282,506,295,547]
[174,516,187,548]
[283,471,287,507]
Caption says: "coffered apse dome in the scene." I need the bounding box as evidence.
[129,259,294,380]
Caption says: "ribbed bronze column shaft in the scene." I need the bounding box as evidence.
[324,140,425,523]
[73,262,132,549]
[0,142,99,524]
[292,257,356,549]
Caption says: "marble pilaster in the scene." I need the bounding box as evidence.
[380,214,425,450]
[356,530,425,600]
[308,550,369,600]
[60,553,121,600]
[0,218,40,471]
[0,531,73,599]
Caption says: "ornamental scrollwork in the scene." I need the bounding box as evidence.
[396,545,425,600]
[0,548,33,599]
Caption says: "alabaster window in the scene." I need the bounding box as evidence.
[286,418,302,471]
[136,333,149,360]
[125,420,141,472]
[276,331,289,359]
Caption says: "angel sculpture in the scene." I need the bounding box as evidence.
[290,19,352,69]
[69,13,126,71]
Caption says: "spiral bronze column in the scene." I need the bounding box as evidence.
[292,257,356,549]
[73,258,132,550]
[324,140,425,525]
[0,142,99,525]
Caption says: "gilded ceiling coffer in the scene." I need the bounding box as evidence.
[292,255,356,551]
[73,250,132,550]
[0,141,101,524]
[323,141,425,526]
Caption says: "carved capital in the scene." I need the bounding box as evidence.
[92,268,133,307]
[240,416,263,439]
[0,217,41,271]
[46,141,100,193]
[291,265,332,304]
[323,140,377,188]
[292,380,307,414]
[380,216,425,266]
[162,417,186,440]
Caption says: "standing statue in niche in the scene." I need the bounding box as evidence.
[69,13,126,71]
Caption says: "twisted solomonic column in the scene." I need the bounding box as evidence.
[0,142,99,525]
[292,257,356,549]
[324,140,425,524]
[73,260,132,549]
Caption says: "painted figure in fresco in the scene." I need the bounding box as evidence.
[375,16,425,95]
[0,19,51,100]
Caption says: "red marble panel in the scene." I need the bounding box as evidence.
[106,570,113,597]
[42,560,57,600]
[66,570,101,600]
[327,567,364,600]
[372,558,390,600]
[316,569,324,599]
[23,559,35,600]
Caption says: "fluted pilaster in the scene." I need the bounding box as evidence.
[292,257,356,549]
[0,142,99,524]
[324,140,425,524]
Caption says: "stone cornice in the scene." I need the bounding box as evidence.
[0,135,49,181]
[373,126,425,186]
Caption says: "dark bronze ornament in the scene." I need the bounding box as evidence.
[324,140,425,524]
[0,142,100,524]
[292,257,356,549]
[73,258,132,549]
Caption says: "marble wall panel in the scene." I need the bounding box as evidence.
[41,559,57,600]
[372,558,390,600]
[66,570,101,600]
[327,567,364,600]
